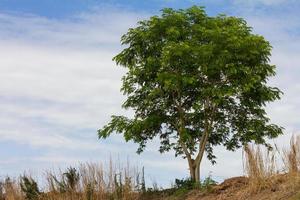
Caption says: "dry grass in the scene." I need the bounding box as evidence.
[283,135,300,173]
[3,135,300,200]
[243,144,277,193]
[282,135,300,192]
[243,135,300,196]
[0,177,23,200]
[0,159,143,200]
[185,135,300,200]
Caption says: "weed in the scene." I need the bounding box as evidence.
[20,176,41,200]
[201,174,217,192]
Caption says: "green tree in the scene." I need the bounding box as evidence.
[98,6,283,183]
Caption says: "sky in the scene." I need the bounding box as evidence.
[0,0,300,187]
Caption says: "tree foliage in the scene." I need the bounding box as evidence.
[98,6,283,178]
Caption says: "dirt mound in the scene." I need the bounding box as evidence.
[184,175,299,200]
[145,175,300,200]
[214,176,248,192]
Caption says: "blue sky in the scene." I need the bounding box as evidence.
[0,0,223,17]
[0,0,300,187]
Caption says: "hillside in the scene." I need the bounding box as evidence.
[142,175,300,200]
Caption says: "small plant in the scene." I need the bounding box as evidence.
[64,167,80,191]
[20,176,41,200]
[201,174,217,192]
[51,167,80,193]
[174,178,195,190]
[174,175,217,192]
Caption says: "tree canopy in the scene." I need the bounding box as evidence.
[98,6,283,182]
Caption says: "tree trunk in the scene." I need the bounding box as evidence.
[176,98,214,184]
[188,160,201,183]
[195,162,200,183]
[190,115,214,183]
[189,163,196,181]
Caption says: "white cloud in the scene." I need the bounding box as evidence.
[0,4,300,186]
[0,7,148,48]
[0,8,149,177]
[0,8,145,148]
[244,14,300,132]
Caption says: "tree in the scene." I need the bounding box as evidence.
[98,6,283,183]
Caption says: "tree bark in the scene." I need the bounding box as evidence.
[187,159,201,182]
[182,118,213,183]
[189,162,196,181]
[195,162,200,183]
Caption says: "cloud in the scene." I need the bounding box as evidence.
[0,7,151,178]
[0,3,300,186]
[243,14,300,129]
[0,7,145,148]
[0,6,149,48]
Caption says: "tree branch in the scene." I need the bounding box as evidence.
[194,101,216,166]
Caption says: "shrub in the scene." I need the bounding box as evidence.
[20,176,41,200]
[201,174,217,192]
[174,178,195,190]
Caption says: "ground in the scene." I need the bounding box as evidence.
[140,175,300,200]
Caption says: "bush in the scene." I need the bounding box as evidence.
[202,175,217,192]
[20,176,41,200]
[51,167,80,193]
[174,178,195,190]
[174,175,217,192]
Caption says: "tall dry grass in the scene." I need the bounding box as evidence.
[283,135,300,174]
[281,135,300,193]
[243,144,277,193]
[0,159,144,200]
[244,135,300,194]
[0,177,23,200]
